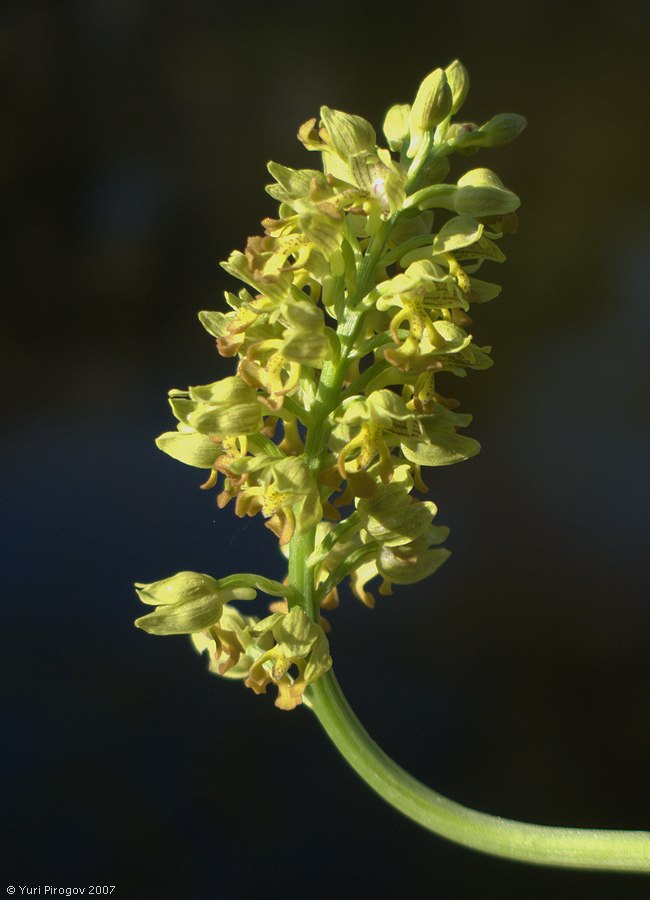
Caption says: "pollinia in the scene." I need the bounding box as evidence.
[136,63,650,871]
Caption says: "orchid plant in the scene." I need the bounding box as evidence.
[135,63,650,871]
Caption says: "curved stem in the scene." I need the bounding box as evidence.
[307,669,650,872]
[288,147,650,872]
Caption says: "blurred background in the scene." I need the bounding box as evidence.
[2,1,649,897]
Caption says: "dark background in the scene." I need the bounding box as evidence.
[2,1,649,897]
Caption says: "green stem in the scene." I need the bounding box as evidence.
[307,670,650,872]
[302,219,393,474]
[287,528,317,619]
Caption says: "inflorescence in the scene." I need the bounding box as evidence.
[136,61,525,711]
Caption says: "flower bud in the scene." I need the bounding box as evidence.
[155,430,221,468]
[134,571,257,635]
[458,168,505,190]
[136,571,218,607]
[475,113,527,147]
[187,376,263,437]
[444,60,470,115]
[410,68,453,131]
[382,104,411,151]
[454,168,520,217]
[407,69,453,159]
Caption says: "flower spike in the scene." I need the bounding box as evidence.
[134,64,650,874]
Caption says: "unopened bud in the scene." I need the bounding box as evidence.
[134,572,256,635]
[454,168,520,217]
[476,113,527,147]
[383,104,411,151]
[410,68,453,131]
[444,60,470,115]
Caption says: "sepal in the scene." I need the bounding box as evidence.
[445,60,470,115]
[155,430,221,468]
[383,103,411,151]
[432,216,484,254]
[192,605,258,679]
[266,161,325,201]
[319,106,377,159]
[185,377,264,436]
[378,543,451,586]
[356,470,441,547]
[454,168,520,217]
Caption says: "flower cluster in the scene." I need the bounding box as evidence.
[135,572,330,710]
[137,61,524,709]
